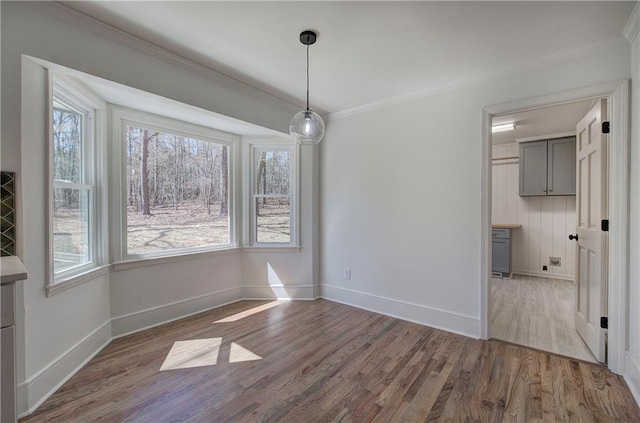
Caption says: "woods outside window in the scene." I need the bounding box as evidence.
[113,108,238,261]
[249,142,298,247]
[49,76,106,289]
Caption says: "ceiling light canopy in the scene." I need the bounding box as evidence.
[289,30,325,145]
[492,122,516,133]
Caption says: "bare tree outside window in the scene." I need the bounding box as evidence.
[126,126,230,255]
[52,106,91,274]
[254,150,290,243]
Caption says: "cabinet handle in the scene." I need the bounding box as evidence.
[569,234,579,241]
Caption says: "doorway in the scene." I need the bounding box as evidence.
[489,99,596,362]
[480,81,629,374]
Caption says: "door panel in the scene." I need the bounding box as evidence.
[574,98,608,363]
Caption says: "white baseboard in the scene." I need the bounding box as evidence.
[17,320,112,418]
[624,351,640,408]
[321,284,479,338]
[512,269,575,281]
[241,284,319,300]
[111,286,242,337]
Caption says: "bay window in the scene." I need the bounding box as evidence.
[249,141,298,246]
[49,76,105,288]
[113,109,238,261]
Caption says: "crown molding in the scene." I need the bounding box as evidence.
[25,1,301,115]
[623,2,640,43]
[328,36,629,121]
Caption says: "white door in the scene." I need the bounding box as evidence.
[574,98,608,363]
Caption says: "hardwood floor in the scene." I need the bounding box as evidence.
[21,299,639,422]
[491,275,597,363]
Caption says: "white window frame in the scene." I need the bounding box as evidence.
[111,107,240,263]
[245,139,299,247]
[47,74,108,294]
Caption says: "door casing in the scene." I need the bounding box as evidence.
[480,80,629,374]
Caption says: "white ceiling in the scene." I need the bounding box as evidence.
[58,1,634,115]
[492,99,595,145]
[76,71,287,137]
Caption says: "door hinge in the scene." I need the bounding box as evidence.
[601,219,609,232]
[602,121,610,134]
[601,316,608,329]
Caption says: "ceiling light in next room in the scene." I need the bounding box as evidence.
[492,122,516,133]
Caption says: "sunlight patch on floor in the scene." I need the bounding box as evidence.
[160,339,263,371]
[213,300,287,323]
[229,342,262,363]
[159,338,222,371]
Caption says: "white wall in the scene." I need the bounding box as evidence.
[2,2,317,416]
[625,6,640,405]
[321,45,631,338]
[110,252,243,337]
[492,143,576,279]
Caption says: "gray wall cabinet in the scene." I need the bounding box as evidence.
[519,137,576,197]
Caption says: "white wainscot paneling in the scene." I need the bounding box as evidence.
[492,143,575,280]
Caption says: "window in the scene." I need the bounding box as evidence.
[50,78,101,284]
[250,143,297,246]
[114,109,238,261]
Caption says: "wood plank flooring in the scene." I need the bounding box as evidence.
[20,299,639,422]
[491,275,597,363]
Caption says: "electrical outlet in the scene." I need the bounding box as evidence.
[542,265,548,271]
[549,256,561,267]
[343,268,351,280]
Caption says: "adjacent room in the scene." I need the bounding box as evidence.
[490,100,598,363]
[2,1,640,421]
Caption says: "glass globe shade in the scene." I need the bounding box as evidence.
[289,110,325,145]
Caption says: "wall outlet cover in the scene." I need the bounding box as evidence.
[549,256,561,266]
[343,268,351,280]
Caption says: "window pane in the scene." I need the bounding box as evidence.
[255,151,289,195]
[126,126,230,255]
[53,187,90,273]
[256,197,290,243]
[53,107,82,184]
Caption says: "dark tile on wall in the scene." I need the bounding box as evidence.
[1,171,16,256]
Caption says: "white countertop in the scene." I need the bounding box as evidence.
[492,224,522,229]
[1,256,28,284]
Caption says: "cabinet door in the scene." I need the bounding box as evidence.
[492,238,510,273]
[547,137,576,196]
[1,284,15,328]
[519,141,548,196]
[1,326,16,423]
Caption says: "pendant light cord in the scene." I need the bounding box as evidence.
[306,43,310,111]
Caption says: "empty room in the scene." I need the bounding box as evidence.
[2,1,640,422]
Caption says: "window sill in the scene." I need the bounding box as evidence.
[243,246,301,253]
[46,265,111,297]
[112,247,242,271]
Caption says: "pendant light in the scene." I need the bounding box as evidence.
[289,30,325,145]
